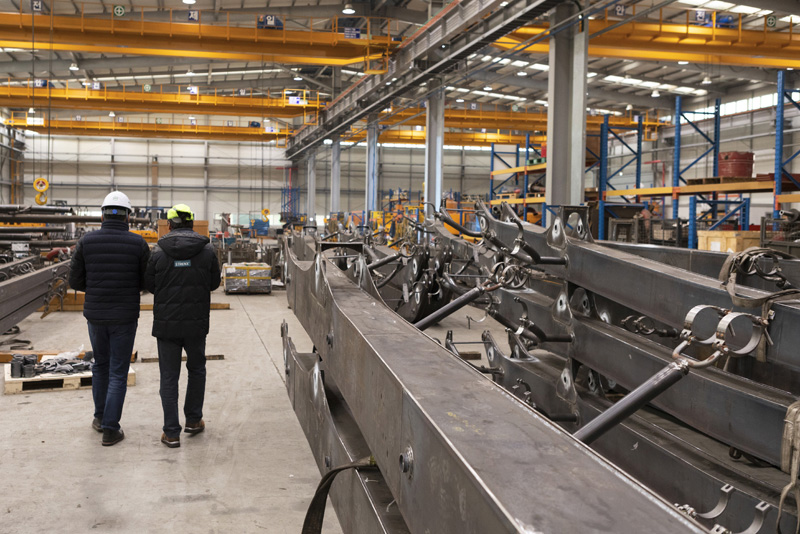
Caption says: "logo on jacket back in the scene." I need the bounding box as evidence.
[174,260,191,268]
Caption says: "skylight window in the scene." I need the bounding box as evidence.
[780,15,800,23]
[621,78,643,85]
[640,81,660,88]
[703,1,734,10]
[729,5,760,14]
[511,60,529,68]
[676,0,706,6]
[603,75,625,83]
[529,64,550,71]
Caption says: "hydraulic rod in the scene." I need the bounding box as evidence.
[414,283,497,331]
[367,252,403,271]
[573,361,689,445]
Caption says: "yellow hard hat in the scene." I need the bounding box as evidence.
[167,203,194,221]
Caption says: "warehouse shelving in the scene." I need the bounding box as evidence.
[774,70,800,217]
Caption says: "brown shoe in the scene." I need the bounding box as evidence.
[161,433,180,448]
[184,419,205,435]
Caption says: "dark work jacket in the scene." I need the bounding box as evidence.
[144,228,221,339]
[68,219,150,324]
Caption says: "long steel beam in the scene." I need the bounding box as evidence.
[284,233,706,533]
[0,261,69,334]
[478,332,798,533]
[475,204,800,375]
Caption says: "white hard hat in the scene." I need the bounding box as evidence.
[101,191,132,211]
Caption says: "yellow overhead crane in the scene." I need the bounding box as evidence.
[5,114,292,144]
[0,84,322,119]
[382,107,660,133]
[6,113,543,146]
[501,12,800,69]
[3,5,799,69]
[0,8,399,67]
[345,129,547,147]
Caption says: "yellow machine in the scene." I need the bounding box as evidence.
[130,229,159,243]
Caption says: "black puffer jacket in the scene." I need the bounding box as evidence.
[68,219,150,324]
[144,228,221,339]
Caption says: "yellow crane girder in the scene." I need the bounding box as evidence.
[0,12,397,66]
[0,85,322,118]
[345,129,546,146]
[5,117,290,143]
[382,107,659,131]
[502,18,800,68]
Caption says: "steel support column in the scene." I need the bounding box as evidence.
[424,81,445,218]
[307,151,317,226]
[545,1,588,206]
[330,136,341,214]
[365,114,379,214]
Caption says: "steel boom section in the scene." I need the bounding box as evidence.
[284,235,705,533]
[480,210,800,374]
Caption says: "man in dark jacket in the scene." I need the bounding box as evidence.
[144,204,220,448]
[69,191,150,446]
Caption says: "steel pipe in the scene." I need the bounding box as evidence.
[414,284,494,331]
[573,361,690,445]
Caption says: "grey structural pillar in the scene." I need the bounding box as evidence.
[545,1,588,206]
[306,151,317,226]
[330,135,341,214]
[365,113,379,214]
[424,79,445,218]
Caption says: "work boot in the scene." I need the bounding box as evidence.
[92,418,102,433]
[161,433,180,448]
[184,419,205,435]
[102,428,125,446]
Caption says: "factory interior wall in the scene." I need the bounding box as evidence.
[14,102,799,229]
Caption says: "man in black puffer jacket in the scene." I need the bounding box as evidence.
[144,203,220,448]
[69,191,150,447]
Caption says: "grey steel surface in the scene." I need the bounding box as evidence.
[477,205,800,374]
[601,240,800,291]
[282,326,409,534]
[0,261,69,333]
[479,333,797,533]
[284,234,706,533]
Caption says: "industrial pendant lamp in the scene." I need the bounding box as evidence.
[342,3,355,15]
[183,0,196,5]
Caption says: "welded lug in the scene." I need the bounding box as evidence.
[507,330,540,362]
[714,501,771,534]
[569,287,594,318]
[556,358,580,406]
[697,484,736,521]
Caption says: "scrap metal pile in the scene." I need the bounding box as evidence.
[281,201,800,534]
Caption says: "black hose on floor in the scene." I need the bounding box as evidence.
[301,456,378,534]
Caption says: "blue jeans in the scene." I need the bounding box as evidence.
[88,321,137,431]
[157,336,207,438]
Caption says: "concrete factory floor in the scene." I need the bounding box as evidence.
[0,288,507,534]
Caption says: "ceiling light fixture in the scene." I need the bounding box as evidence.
[701,76,712,85]
[626,104,633,111]
[69,63,79,71]
[182,0,196,5]
[483,86,492,91]
[678,61,689,65]
[456,98,464,103]
[28,107,35,114]
[342,3,355,15]
[293,75,303,81]
[109,111,116,117]
[186,68,194,76]
[516,71,527,76]
[651,90,660,98]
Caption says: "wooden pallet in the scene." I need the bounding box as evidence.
[39,291,230,312]
[4,364,136,395]
[0,350,138,364]
[686,176,753,185]
[139,354,224,363]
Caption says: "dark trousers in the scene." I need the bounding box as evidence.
[88,321,137,431]
[157,336,207,437]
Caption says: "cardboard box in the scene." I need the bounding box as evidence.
[157,219,209,239]
[697,230,761,253]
